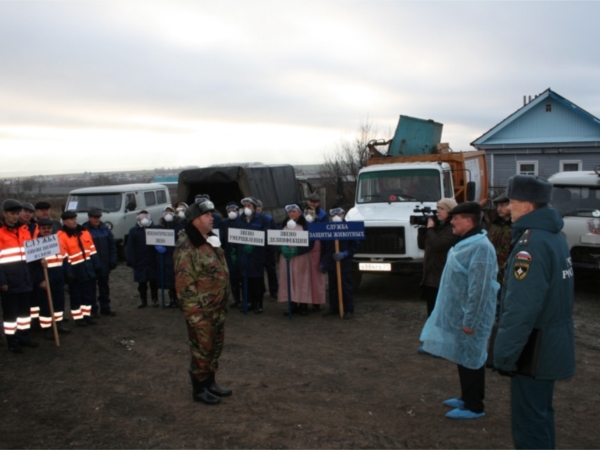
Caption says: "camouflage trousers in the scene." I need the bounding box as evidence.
[185,310,225,382]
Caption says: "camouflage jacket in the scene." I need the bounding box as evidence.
[487,218,512,284]
[174,223,229,315]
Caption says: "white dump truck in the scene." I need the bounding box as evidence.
[345,115,488,289]
[549,168,600,271]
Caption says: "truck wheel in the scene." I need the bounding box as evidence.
[351,271,362,292]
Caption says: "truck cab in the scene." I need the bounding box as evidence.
[549,170,600,270]
[346,162,453,287]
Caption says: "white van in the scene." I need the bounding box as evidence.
[65,183,171,247]
[549,169,600,271]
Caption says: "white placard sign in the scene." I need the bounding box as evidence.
[24,235,61,262]
[267,229,309,247]
[228,228,265,246]
[145,229,176,246]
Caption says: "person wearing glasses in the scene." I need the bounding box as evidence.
[321,207,360,320]
[277,203,315,316]
[235,197,271,314]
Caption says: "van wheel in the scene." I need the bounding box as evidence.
[351,271,362,292]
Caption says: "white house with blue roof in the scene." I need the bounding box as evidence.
[471,88,600,189]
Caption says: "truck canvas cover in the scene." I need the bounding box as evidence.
[178,164,300,215]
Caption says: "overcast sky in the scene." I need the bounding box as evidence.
[1,0,599,177]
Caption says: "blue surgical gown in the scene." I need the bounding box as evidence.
[420,231,499,369]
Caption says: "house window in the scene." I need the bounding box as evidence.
[517,161,538,176]
[560,160,582,172]
[545,104,552,112]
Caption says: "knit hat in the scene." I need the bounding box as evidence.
[436,198,458,212]
[507,175,552,204]
[307,193,320,202]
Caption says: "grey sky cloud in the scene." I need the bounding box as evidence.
[1,1,600,176]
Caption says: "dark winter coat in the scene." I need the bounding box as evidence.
[155,216,181,289]
[83,221,117,276]
[220,217,242,279]
[126,224,157,283]
[321,220,360,272]
[494,206,575,380]
[417,221,458,288]
[234,213,271,278]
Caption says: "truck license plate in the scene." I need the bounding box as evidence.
[359,263,391,272]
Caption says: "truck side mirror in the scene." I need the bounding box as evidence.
[126,201,136,212]
[466,181,476,202]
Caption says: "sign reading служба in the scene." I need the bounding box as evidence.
[308,222,366,241]
[24,235,61,262]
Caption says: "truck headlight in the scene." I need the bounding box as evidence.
[104,221,113,230]
[595,165,600,176]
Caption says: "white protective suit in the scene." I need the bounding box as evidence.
[420,231,499,369]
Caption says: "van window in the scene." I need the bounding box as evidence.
[125,193,136,210]
[551,186,600,216]
[156,190,167,204]
[67,194,122,213]
[144,191,157,206]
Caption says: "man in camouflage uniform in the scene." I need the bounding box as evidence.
[488,193,513,285]
[485,192,513,368]
[174,200,232,405]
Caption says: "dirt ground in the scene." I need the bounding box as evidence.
[1,265,599,449]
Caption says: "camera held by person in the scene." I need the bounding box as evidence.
[410,205,438,227]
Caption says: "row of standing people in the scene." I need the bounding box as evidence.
[125,193,359,318]
[0,200,118,353]
[219,194,359,319]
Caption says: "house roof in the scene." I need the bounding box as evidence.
[471,88,600,148]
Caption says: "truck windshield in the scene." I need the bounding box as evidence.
[66,194,123,213]
[357,169,441,204]
[551,186,600,216]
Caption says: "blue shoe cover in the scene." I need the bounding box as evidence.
[443,398,464,408]
[418,346,430,355]
[446,408,485,420]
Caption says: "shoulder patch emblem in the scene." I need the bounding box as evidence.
[515,251,532,261]
[514,262,529,280]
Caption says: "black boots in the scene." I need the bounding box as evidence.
[167,289,178,309]
[138,289,148,308]
[207,372,232,397]
[191,375,220,405]
[190,373,232,404]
